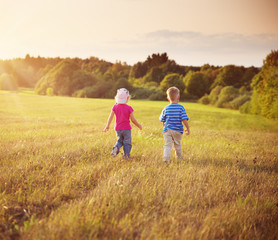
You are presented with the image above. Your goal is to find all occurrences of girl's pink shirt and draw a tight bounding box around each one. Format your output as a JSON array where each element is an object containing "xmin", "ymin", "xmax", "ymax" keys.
[{"xmin": 112, "ymin": 104, "xmax": 134, "ymax": 131}]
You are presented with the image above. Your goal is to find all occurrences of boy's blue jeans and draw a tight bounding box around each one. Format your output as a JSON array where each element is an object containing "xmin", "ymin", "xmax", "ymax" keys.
[{"xmin": 114, "ymin": 130, "xmax": 132, "ymax": 157}]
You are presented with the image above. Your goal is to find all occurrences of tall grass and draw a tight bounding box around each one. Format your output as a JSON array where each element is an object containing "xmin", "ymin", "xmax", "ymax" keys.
[{"xmin": 0, "ymin": 90, "xmax": 277, "ymax": 239}]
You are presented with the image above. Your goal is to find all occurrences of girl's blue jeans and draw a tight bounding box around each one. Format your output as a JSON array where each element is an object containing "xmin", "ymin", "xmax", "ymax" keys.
[{"xmin": 114, "ymin": 130, "xmax": 132, "ymax": 157}]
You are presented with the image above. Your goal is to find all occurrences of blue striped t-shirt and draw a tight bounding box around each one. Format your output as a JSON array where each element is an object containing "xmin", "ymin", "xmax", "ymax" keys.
[{"xmin": 159, "ymin": 103, "xmax": 189, "ymax": 134}]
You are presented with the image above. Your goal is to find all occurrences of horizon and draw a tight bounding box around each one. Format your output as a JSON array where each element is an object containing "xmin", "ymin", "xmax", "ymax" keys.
[{"xmin": 0, "ymin": 52, "xmax": 264, "ymax": 68}]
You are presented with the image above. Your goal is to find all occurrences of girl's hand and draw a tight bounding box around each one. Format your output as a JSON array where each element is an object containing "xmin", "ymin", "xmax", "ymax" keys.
[{"xmin": 103, "ymin": 126, "xmax": 109, "ymax": 132}]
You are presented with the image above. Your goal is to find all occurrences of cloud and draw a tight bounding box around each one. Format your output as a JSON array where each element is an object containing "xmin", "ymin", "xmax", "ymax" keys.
[
  {"xmin": 145, "ymin": 30, "xmax": 202, "ymax": 39},
  {"xmin": 3, "ymin": 27, "xmax": 276, "ymax": 67},
  {"xmin": 123, "ymin": 30, "xmax": 277, "ymax": 66},
  {"xmin": 83, "ymin": 30, "xmax": 277, "ymax": 66},
  {"xmin": 144, "ymin": 30, "xmax": 278, "ymax": 52}
]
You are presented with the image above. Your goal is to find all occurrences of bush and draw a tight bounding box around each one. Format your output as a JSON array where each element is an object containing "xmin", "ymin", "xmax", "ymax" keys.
[
  {"xmin": 239, "ymin": 101, "xmax": 251, "ymax": 114},
  {"xmin": 132, "ymin": 87, "xmax": 164, "ymax": 100},
  {"xmin": 72, "ymin": 89, "xmax": 87, "ymax": 98},
  {"xmin": 180, "ymin": 92, "xmax": 198, "ymax": 101},
  {"xmin": 149, "ymin": 88, "xmax": 164, "ymax": 100},
  {"xmin": 239, "ymin": 86, "xmax": 248, "ymax": 94},
  {"xmin": 72, "ymin": 86, "xmax": 95, "ymax": 98},
  {"xmin": 229, "ymin": 94, "xmax": 251, "ymax": 109},
  {"xmin": 72, "ymin": 82, "xmax": 112, "ymax": 98},
  {"xmin": 215, "ymin": 86, "xmax": 239, "ymax": 108},
  {"xmin": 46, "ymin": 88, "xmax": 54, "ymax": 96},
  {"xmin": 92, "ymin": 81, "xmax": 112, "ymax": 98},
  {"xmin": 208, "ymin": 86, "xmax": 223, "ymax": 105},
  {"xmin": 133, "ymin": 88, "xmax": 152, "ymax": 99},
  {"xmin": 198, "ymin": 94, "xmax": 210, "ymax": 105}
]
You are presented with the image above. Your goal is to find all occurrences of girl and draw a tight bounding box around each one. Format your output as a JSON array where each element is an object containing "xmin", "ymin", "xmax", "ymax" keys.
[{"xmin": 103, "ymin": 88, "xmax": 142, "ymax": 158}]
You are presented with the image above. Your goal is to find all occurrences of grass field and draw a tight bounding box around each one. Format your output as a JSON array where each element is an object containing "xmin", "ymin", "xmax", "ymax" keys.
[{"xmin": 0, "ymin": 90, "xmax": 278, "ymax": 240}]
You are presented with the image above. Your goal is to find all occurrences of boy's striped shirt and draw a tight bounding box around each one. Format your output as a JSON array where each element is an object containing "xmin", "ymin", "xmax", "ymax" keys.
[{"xmin": 159, "ymin": 103, "xmax": 189, "ymax": 134}]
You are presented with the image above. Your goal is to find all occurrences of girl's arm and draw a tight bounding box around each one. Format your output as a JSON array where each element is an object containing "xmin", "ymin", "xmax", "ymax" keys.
[
  {"xmin": 130, "ymin": 113, "xmax": 142, "ymax": 130},
  {"xmin": 103, "ymin": 110, "xmax": 115, "ymax": 132},
  {"xmin": 182, "ymin": 119, "xmax": 190, "ymax": 135}
]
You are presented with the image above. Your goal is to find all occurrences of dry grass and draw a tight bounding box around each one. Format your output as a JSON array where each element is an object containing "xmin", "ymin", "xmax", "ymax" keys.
[{"xmin": 0, "ymin": 91, "xmax": 278, "ymax": 239}]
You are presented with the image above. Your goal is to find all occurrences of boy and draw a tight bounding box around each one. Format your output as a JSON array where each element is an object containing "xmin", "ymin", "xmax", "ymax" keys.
[{"xmin": 159, "ymin": 87, "xmax": 190, "ymax": 162}]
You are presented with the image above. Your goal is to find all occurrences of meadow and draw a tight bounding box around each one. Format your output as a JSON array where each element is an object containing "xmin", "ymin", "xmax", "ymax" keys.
[{"xmin": 0, "ymin": 90, "xmax": 278, "ymax": 240}]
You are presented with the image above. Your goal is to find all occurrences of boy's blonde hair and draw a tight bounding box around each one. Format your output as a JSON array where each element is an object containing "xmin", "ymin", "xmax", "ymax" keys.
[{"xmin": 167, "ymin": 87, "xmax": 180, "ymax": 101}]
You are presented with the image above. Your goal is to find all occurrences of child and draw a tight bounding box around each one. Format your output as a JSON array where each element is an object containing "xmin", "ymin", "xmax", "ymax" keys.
[
  {"xmin": 103, "ymin": 88, "xmax": 142, "ymax": 158},
  {"xmin": 159, "ymin": 86, "xmax": 190, "ymax": 162}
]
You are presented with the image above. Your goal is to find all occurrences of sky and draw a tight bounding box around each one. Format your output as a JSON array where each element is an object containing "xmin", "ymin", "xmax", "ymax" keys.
[{"xmin": 1, "ymin": 0, "xmax": 277, "ymax": 67}]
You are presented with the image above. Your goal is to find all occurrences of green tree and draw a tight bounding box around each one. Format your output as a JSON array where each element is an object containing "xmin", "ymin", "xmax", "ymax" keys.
[
  {"xmin": 159, "ymin": 60, "xmax": 186, "ymax": 76},
  {"xmin": 212, "ymin": 65, "xmax": 245, "ymax": 89},
  {"xmin": 160, "ymin": 73, "xmax": 185, "ymax": 94},
  {"xmin": 240, "ymin": 67, "xmax": 258, "ymax": 89},
  {"xmin": 0, "ymin": 73, "xmax": 18, "ymax": 91},
  {"xmin": 113, "ymin": 78, "xmax": 133, "ymax": 93},
  {"xmin": 82, "ymin": 57, "xmax": 113, "ymax": 74},
  {"xmin": 200, "ymin": 64, "xmax": 220, "ymax": 87},
  {"xmin": 70, "ymin": 70, "xmax": 97, "ymax": 94},
  {"xmin": 35, "ymin": 60, "xmax": 81, "ymax": 96},
  {"xmin": 183, "ymin": 71, "xmax": 210, "ymax": 98},
  {"xmin": 250, "ymin": 50, "xmax": 278, "ymax": 119},
  {"xmin": 104, "ymin": 62, "xmax": 131, "ymax": 82},
  {"xmin": 143, "ymin": 67, "xmax": 164, "ymax": 83},
  {"xmin": 88, "ymin": 80, "xmax": 113, "ymax": 98},
  {"xmin": 145, "ymin": 53, "xmax": 168, "ymax": 69},
  {"xmin": 129, "ymin": 62, "xmax": 148, "ymax": 79}
]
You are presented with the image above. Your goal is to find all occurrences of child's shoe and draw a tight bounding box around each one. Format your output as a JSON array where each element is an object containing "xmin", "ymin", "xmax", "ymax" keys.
[
  {"xmin": 123, "ymin": 153, "xmax": 130, "ymax": 160},
  {"xmin": 111, "ymin": 147, "xmax": 118, "ymax": 157},
  {"xmin": 163, "ymin": 158, "xmax": 171, "ymax": 164}
]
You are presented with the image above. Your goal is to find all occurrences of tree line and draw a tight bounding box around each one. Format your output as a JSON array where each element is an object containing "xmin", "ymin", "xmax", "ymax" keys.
[{"xmin": 0, "ymin": 51, "xmax": 277, "ymax": 119}]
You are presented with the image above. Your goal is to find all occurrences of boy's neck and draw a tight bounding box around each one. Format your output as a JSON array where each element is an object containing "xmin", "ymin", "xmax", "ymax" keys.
[{"xmin": 170, "ymin": 100, "xmax": 179, "ymax": 103}]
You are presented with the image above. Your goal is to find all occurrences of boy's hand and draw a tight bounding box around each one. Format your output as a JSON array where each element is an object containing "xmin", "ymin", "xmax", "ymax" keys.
[{"xmin": 185, "ymin": 129, "xmax": 190, "ymax": 135}]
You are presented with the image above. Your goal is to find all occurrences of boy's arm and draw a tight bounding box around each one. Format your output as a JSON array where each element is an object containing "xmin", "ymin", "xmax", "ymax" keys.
[
  {"xmin": 159, "ymin": 109, "xmax": 166, "ymax": 126},
  {"xmin": 103, "ymin": 110, "xmax": 115, "ymax": 132},
  {"xmin": 182, "ymin": 119, "xmax": 190, "ymax": 135},
  {"xmin": 130, "ymin": 113, "xmax": 142, "ymax": 130}
]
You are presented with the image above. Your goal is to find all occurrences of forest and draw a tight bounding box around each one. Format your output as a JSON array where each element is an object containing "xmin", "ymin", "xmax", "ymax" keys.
[{"xmin": 0, "ymin": 51, "xmax": 277, "ymax": 119}]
